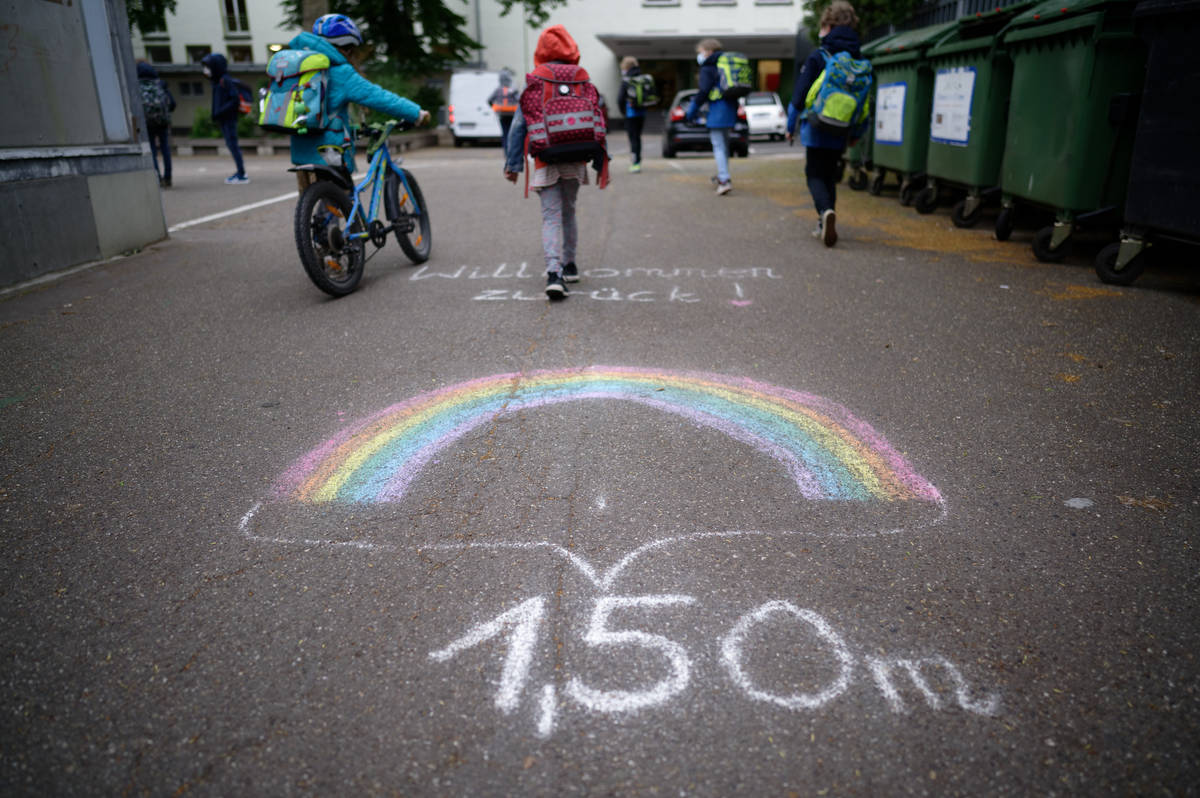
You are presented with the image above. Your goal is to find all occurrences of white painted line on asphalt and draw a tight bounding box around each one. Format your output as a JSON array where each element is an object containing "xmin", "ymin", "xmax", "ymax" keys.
[{"xmin": 167, "ymin": 192, "xmax": 295, "ymax": 232}]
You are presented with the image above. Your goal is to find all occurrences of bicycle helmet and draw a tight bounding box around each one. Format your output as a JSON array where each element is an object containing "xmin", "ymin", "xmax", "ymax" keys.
[{"xmin": 312, "ymin": 13, "xmax": 363, "ymax": 48}]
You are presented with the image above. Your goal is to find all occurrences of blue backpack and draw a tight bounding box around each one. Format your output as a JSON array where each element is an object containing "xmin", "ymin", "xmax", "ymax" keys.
[
  {"xmin": 805, "ymin": 50, "xmax": 873, "ymax": 136},
  {"xmin": 259, "ymin": 49, "xmax": 332, "ymax": 135}
]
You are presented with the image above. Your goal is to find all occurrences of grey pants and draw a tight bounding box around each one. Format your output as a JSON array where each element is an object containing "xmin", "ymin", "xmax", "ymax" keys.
[{"xmin": 537, "ymin": 179, "xmax": 580, "ymax": 275}]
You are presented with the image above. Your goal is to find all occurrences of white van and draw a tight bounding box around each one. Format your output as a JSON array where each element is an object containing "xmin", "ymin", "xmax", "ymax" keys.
[{"xmin": 448, "ymin": 69, "xmax": 507, "ymax": 145}]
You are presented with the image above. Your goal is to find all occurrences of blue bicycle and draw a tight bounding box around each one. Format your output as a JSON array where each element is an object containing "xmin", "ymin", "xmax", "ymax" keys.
[{"xmin": 291, "ymin": 120, "xmax": 431, "ymax": 296}]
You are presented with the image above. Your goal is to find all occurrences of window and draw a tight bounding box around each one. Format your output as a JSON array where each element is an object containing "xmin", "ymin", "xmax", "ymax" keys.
[
  {"xmin": 642, "ymin": 0, "xmax": 681, "ymax": 5},
  {"xmin": 222, "ymin": 0, "xmax": 250, "ymax": 34},
  {"xmin": 755, "ymin": 0, "xmax": 794, "ymax": 4},
  {"xmin": 146, "ymin": 45, "xmax": 172, "ymax": 63},
  {"xmin": 228, "ymin": 45, "xmax": 253, "ymax": 63},
  {"xmin": 186, "ymin": 45, "xmax": 212, "ymax": 63},
  {"xmin": 699, "ymin": 0, "xmax": 737, "ymax": 4}
]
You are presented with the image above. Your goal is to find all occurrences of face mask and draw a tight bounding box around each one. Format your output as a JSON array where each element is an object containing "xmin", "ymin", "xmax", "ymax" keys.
[
  {"xmin": 696, "ymin": 52, "xmax": 707, "ymax": 65},
  {"xmin": 202, "ymin": 66, "xmax": 211, "ymax": 78}
]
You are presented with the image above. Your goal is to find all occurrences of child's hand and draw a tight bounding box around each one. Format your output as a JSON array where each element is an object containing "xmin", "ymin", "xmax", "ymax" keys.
[
  {"xmin": 416, "ymin": 109, "xmax": 431, "ymax": 126},
  {"xmin": 504, "ymin": 170, "xmax": 518, "ymax": 183}
]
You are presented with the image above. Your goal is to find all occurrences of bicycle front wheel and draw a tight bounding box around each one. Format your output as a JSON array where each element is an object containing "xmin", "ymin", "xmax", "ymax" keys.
[
  {"xmin": 295, "ymin": 180, "xmax": 365, "ymax": 296},
  {"xmin": 385, "ymin": 168, "xmax": 432, "ymax": 264}
]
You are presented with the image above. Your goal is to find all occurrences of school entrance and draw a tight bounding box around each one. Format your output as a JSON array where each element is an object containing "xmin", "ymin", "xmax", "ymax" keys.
[{"xmin": 596, "ymin": 30, "xmax": 810, "ymax": 132}]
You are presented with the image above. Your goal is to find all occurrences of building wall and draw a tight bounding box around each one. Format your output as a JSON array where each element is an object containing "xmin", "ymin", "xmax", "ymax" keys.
[
  {"xmin": 464, "ymin": 0, "xmax": 805, "ymax": 111},
  {"xmin": 130, "ymin": 0, "xmax": 296, "ymax": 66},
  {"xmin": 129, "ymin": 0, "xmax": 300, "ymax": 134},
  {"xmin": 0, "ymin": 0, "xmax": 166, "ymax": 289}
]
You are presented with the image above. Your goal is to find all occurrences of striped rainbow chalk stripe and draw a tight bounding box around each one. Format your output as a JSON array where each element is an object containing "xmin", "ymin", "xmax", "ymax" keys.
[{"xmin": 274, "ymin": 367, "xmax": 941, "ymax": 505}]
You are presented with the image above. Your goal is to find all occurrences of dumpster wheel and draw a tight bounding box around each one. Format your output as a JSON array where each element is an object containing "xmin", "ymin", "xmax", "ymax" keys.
[
  {"xmin": 915, "ymin": 186, "xmax": 939, "ymax": 215},
  {"xmin": 1032, "ymin": 226, "xmax": 1072, "ymax": 263},
  {"xmin": 994, "ymin": 208, "xmax": 1015, "ymax": 241},
  {"xmin": 1094, "ymin": 242, "xmax": 1146, "ymax": 286},
  {"xmin": 848, "ymin": 169, "xmax": 869, "ymax": 191},
  {"xmin": 868, "ymin": 171, "xmax": 886, "ymax": 196},
  {"xmin": 952, "ymin": 199, "xmax": 983, "ymax": 228}
]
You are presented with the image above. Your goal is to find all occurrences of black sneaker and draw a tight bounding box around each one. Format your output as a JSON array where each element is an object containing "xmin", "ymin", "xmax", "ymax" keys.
[
  {"xmin": 562, "ymin": 262, "xmax": 580, "ymax": 283},
  {"xmin": 545, "ymin": 272, "xmax": 568, "ymax": 300}
]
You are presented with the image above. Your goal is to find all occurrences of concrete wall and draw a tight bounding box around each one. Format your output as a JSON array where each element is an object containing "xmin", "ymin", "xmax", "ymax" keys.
[{"xmin": 0, "ymin": 0, "xmax": 166, "ymax": 289}]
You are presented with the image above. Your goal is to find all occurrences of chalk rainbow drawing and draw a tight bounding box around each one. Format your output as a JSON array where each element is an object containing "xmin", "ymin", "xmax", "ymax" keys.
[{"xmin": 272, "ymin": 366, "xmax": 941, "ymax": 507}]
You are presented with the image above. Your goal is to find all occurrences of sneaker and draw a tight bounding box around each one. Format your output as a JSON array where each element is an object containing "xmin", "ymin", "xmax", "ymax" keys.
[
  {"xmin": 562, "ymin": 262, "xmax": 580, "ymax": 283},
  {"xmin": 821, "ymin": 209, "xmax": 837, "ymax": 247},
  {"xmin": 716, "ymin": 180, "xmax": 732, "ymax": 196},
  {"xmin": 159, "ymin": 176, "xmax": 172, "ymax": 188},
  {"xmin": 812, "ymin": 223, "xmax": 824, "ymax": 239},
  {"xmin": 545, "ymin": 272, "xmax": 568, "ymax": 300},
  {"xmin": 225, "ymin": 174, "xmax": 250, "ymax": 185},
  {"xmin": 629, "ymin": 163, "xmax": 642, "ymax": 173}
]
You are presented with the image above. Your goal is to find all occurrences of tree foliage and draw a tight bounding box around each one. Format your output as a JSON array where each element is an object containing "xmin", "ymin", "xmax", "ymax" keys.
[
  {"xmin": 801, "ymin": 0, "xmax": 929, "ymax": 42},
  {"xmin": 280, "ymin": 0, "xmax": 569, "ymax": 75},
  {"xmin": 126, "ymin": 0, "xmax": 178, "ymax": 34}
]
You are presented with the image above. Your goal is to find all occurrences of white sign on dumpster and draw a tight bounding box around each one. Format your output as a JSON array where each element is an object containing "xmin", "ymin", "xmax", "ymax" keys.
[
  {"xmin": 930, "ymin": 67, "xmax": 977, "ymax": 145},
  {"xmin": 875, "ymin": 82, "xmax": 907, "ymax": 145}
]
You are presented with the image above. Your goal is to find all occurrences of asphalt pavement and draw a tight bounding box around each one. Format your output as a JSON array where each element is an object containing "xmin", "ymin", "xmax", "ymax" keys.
[{"xmin": 1, "ymin": 134, "xmax": 1198, "ymax": 796}]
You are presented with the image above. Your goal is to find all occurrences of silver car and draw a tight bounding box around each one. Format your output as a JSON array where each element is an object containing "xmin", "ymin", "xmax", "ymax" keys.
[{"xmin": 744, "ymin": 91, "xmax": 788, "ymax": 141}]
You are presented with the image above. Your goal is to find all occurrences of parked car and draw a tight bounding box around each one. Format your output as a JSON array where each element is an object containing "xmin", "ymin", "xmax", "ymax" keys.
[
  {"xmin": 744, "ymin": 91, "xmax": 787, "ymax": 140},
  {"xmin": 661, "ymin": 89, "xmax": 750, "ymax": 159}
]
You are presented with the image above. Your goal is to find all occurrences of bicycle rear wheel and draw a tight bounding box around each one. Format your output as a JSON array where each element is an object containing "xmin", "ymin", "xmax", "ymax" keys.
[
  {"xmin": 385, "ymin": 168, "xmax": 432, "ymax": 264},
  {"xmin": 295, "ymin": 180, "xmax": 365, "ymax": 296}
]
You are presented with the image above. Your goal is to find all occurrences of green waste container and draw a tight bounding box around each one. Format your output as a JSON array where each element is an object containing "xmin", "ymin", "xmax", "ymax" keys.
[
  {"xmin": 917, "ymin": 3, "xmax": 1034, "ymax": 224},
  {"xmin": 843, "ymin": 32, "xmax": 898, "ymax": 191},
  {"xmin": 996, "ymin": 0, "xmax": 1147, "ymax": 260},
  {"xmin": 866, "ymin": 21, "xmax": 958, "ymax": 204}
]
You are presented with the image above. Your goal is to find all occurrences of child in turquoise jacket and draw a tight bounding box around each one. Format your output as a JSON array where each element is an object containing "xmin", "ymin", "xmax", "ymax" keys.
[{"xmin": 287, "ymin": 15, "xmax": 429, "ymax": 177}]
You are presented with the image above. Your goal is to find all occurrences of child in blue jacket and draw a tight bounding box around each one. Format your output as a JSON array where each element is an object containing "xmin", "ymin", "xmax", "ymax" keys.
[
  {"xmin": 686, "ymin": 38, "xmax": 739, "ymax": 196},
  {"xmin": 287, "ymin": 15, "xmax": 429, "ymax": 187},
  {"xmin": 200, "ymin": 53, "xmax": 249, "ymax": 184},
  {"xmin": 787, "ymin": 1, "xmax": 869, "ymax": 246}
]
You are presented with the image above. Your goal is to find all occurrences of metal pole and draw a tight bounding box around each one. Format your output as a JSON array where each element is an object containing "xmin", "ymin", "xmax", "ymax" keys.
[{"xmin": 475, "ymin": 0, "xmax": 484, "ymax": 67}]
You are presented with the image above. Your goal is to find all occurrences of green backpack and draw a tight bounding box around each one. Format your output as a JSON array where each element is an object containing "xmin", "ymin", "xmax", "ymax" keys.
[
  {"xmin": 626, "ymin": 73, "xmax": 659, "ymax": 108},
  {"xmin": 710, "ymin": 52, "xmax": 753, "ymax": 101}
]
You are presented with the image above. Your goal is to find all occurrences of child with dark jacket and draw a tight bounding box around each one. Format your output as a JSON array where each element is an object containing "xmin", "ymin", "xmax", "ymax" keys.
[
  {"xmin": 617, "ymin": 57, "xmax": 647, "ymax": 173},
  {"xmin": 787, "ymin": 1, "xmax": 869, "ymax": 246},
  {"xmin": 200, "ymin": 53, "xmax": 249, "ymax": 184},
  {"xmin": 137, "ymin": 61, "xmax": 176, "ymax": 187},
  {"xmin": 687, "ymin": 38, "xmax": 739, "ymax": 196}
]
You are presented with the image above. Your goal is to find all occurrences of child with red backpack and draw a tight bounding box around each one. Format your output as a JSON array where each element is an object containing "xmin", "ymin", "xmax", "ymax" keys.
[{"xmin": 504, "ymin": 25, "xmax": 610, "ymax": 300}]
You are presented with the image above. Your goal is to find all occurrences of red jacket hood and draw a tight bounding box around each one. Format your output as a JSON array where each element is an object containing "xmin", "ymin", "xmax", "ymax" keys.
[{"xmin": 534, "ymin": 25, "xmax": 580, "ymax": 66}]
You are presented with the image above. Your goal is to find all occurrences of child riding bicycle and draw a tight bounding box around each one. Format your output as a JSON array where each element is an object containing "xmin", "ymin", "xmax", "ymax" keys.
[{"xmin": 285, "ymin": 14, "xmax": 430, "ymax": 191}]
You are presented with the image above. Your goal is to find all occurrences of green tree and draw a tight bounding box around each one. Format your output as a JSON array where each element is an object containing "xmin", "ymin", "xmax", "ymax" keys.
[
  {"xmin": 279, "ymin": 0, "xmax": 568, "ymax": 75},
  {"xmin": 801, "ymin": 0, "xmax": 928, "ymax": 42},
  {"xmin": 126, "ymin": 0, "xmax": 178, "ymax": 34}
]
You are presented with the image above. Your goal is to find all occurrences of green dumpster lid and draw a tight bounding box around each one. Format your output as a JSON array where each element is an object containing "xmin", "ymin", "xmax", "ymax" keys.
[
  {"xmin": 861, "ymin": 31, "xmax": 901, "ymax": 57},
  {"xmin": 1006, "ymin": 0, "xmax": 1135, "ymax": 28},
  {"xmin": 926, "ymin": 0, "xmax": 1037, "ymax": 55},
  {"xmin": 868, "ymin": 20, "xmax": 959, "ymax": 58}
]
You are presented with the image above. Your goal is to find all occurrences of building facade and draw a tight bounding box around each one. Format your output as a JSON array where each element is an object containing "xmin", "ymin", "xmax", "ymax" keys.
[
  {"xmin": 127, "ymin": 0, "xmax": 811, "ymax": 132},
  {"xmin": 129, "ymin": 0, "xmax": 297, "ymax": 132},
  {"xmin": 463, "ymin": 0, "xmax": 810, "ymax": 115}
]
